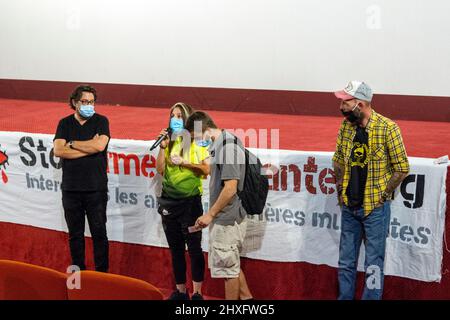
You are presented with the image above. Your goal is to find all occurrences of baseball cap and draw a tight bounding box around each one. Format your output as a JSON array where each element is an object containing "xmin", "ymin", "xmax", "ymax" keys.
[{"xmin": 334, "ymin": 81, "xmax": 373, "ymax": 102}]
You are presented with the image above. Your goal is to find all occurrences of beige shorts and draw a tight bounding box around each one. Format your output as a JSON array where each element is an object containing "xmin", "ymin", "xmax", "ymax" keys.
[{"xmin": 208, "ymin": 219, "xmax": 247, "ymax": 279}]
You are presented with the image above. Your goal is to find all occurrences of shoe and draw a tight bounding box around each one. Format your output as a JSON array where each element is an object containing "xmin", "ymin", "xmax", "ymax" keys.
[
  {"xmin": 191, "ymin": 292, "xmax": 204, "ymax": 300},
  {"xmin": 168, "ymin": 290, "xmax": 190, "ymax": 300}
]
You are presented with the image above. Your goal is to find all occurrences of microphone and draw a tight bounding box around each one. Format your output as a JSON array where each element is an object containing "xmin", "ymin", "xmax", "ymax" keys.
[{"xmin": 150, "ymin": 128, "xmax": 172, "ymax": 151}]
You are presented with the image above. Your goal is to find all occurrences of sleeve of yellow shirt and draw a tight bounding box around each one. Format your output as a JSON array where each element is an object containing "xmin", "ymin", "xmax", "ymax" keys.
[
  {"xmin": 332, "ymin": 122, "xmax": 345, "ymax": 165},
  {"xmin": 195, "ymin": 144, "xmax": 210, "ymax": 163},
  {"xmin": 387, "ymin": 123, "xmax": 410, "ymax": 173}
]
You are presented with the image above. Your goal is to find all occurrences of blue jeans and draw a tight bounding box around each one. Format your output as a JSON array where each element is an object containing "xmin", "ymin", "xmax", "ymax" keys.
[{"xmin": 337, "ymin": 202, "xmax": 391, "ymax": 300}]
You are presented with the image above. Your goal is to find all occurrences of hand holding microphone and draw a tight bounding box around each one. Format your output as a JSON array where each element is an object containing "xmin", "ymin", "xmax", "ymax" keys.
[{"xmin": 150, "ymin": 128, "xmax": 172, "ymax": 151}]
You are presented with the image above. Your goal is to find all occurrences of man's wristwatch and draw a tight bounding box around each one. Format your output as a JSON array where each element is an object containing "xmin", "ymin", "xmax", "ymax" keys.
[{"xmin": 68, "ymin": 141, "xmax": 74, "ymax": 149}]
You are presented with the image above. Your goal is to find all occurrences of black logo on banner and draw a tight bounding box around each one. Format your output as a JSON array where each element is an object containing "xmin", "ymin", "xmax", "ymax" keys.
[
  {"xmin": 19, "ymin": 136, "xmax": 61, "ymax": 169},
  {"xmin": 400, "ymin": 174, "xmax": 425, "ymax": 209}
]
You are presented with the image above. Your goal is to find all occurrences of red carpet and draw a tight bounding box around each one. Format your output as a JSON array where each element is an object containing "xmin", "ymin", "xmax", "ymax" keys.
[
  {"xmin": 1, "ymin": 98, "xmax": 450, "ymax": 299},
  {"xmin": 1, "ymin": 98, "xmax": 450, "ymax": 157}
]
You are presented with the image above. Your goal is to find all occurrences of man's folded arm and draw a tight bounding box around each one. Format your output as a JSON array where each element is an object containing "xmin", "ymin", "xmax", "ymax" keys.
[{"xmin": 53, "ymin": 139, "xmax": 90, "ymax": 159}]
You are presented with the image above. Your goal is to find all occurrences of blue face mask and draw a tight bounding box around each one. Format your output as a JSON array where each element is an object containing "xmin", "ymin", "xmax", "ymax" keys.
[
  {"xmin": 79, "ymin": 105, "xmax": 95, "ymax": 118},
  {"xmin": 170, "ymin": 117, "xmax": 184, "ymax": 133},
  {"xmin": 196, "ymin": 138, "xmax": 211, "ymax": 148}
]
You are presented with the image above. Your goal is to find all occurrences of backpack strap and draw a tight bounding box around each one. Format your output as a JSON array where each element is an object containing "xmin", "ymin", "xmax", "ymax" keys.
[{"xmin": 216, "ymin": 135, "xmax": 239, "ymax": 171}]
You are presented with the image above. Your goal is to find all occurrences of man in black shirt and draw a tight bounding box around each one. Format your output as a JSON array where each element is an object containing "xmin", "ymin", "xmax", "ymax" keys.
[{"xmin": 53, "ymin": 84, "xmax": 110, "ymax": 272}]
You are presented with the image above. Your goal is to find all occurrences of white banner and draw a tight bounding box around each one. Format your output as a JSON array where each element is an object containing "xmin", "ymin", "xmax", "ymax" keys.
[{"xmin": 0, "ymin": 131, "xmax": 447, "ymax": 282}]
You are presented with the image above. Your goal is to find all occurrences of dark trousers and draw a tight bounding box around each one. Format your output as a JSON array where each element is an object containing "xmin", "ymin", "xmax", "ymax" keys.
[
  {"xmin": 161, "ymin": 195, "xmax": 205, "ymax": 284},
  {"xmin": 62, "ymin": 191, "xmax": 109, "ymax": 272}
]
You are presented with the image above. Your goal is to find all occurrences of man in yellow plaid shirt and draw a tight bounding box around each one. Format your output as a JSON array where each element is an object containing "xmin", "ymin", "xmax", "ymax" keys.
[{"xmin": 332, "ymin": 81, "xmax": 410, "ymax": 300}]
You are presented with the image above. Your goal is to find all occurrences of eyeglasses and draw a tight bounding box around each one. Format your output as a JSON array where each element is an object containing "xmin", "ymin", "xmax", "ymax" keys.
[{"xmin": 79, "ymin": 99, "xmax": 95, "ymax": 105}]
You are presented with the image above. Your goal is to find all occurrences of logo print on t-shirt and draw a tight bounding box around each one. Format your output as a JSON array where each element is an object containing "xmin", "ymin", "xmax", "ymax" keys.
[{"xmin": 350, "ymin": 142, "xmax": 369, "ymax": 168}]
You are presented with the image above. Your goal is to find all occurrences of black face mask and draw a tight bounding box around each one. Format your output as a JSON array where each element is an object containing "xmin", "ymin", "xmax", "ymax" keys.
[{"xmin": 341, "ymin": 104, "xmax": 361, "ymax": 123}]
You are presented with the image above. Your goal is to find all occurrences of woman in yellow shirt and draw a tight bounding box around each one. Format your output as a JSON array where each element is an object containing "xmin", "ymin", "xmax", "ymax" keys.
[{"xmin": 155, "ymin": 102, "xmax": 210, "ymax": 300}]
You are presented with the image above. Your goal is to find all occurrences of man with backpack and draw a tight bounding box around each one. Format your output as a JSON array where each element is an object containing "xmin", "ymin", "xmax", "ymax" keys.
[{"xmin": 185, "ymin": 111, "xmax": 262, "ymax": 300}]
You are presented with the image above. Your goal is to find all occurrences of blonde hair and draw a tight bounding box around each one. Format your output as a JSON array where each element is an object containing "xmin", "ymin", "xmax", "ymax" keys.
[
  {"xmin": 168, "ymin": 102, "xmax": 194, "ymax": 156},
  {"xmin": 169, "ymin": 102, "xmax": 193, "ymax": 127}
]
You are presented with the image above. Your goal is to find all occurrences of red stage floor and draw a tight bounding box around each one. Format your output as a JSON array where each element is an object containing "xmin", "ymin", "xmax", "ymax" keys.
[
  {"xmin": 1, "ymin": 98, "xmax": 450, "ymax": 300},
  {"xmin": 1, "ymin": 98, "xmax": 450, "ymax": 158}
]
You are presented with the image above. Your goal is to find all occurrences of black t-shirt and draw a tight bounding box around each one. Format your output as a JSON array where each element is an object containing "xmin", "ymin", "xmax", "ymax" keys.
[
  {"xmin": 346, "ymin": 126, "xmax": 369, "ymax": 209},
  {"xmin": 54, "ymin": 113, "xmax": 110, "ymax": 192}
]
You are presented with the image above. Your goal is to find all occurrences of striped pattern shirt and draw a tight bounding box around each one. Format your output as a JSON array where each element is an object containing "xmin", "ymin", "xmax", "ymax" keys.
[{"xmin": 332, "ymin": 110, "xmax": 410, "ymax": 216}]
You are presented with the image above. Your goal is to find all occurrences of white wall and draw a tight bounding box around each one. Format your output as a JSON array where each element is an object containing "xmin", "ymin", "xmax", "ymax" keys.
[{"xmin": 1, "ymin": 0, "xmax": 450, "ymax": 97}]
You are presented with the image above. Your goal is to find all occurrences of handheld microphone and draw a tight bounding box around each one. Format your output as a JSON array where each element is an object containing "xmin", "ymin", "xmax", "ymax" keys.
[{"xmin": 150, "ymin": 128, "xmax": 172, "ymax": 151}]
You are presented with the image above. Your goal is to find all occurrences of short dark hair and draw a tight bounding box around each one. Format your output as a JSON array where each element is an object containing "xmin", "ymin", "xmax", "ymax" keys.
[
  {"xmin": 69, "ymin": 84, "xmax": 97, "ymax": 110},
  {"xmin": 185, "ymin": 111, "xmax": 218, "ymax": 133}
]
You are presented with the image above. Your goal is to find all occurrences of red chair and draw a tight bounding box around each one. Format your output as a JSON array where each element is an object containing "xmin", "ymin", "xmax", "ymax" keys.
[
  {"xmin": 67, "ymin": 270, "xmax": 163, "ymax": 300},
  {"xmin": 0, "ymin": 260, "xmax": 68, "ymax": 300}
]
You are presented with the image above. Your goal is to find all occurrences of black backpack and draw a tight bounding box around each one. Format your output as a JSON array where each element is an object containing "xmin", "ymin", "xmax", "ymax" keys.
[{"xmin": 218, "ymin": 136, "xmax": 269, "ymax": 215}]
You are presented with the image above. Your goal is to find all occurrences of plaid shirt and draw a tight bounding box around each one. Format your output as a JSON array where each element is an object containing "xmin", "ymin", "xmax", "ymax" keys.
[{"xmin": 332, "ymin": 110, "xmax": 410, "ymax": 216}]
